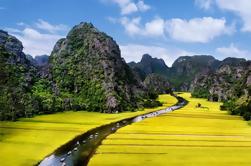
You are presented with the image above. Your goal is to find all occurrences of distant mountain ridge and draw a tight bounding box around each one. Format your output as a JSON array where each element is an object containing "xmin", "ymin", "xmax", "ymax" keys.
[
  {"xmin": 128, "ymin": 54, "xmax": 169, "ymax": 80},
  {"xmin": 34, "ymin": 55, "xmax": 49, "ymax": 66},
  {"xmin": 128, "ymin": 54, "xmax": 249, "ymax": 91},
  {"xmin": 128, "ymin": 52, "xmax": 251, "ymax": 120},
  {"xmin": 128, "ymin": 54, "xmax": 219, "ymax": 90},
  {"xmin": 169, "ymin": 55, "xmax": 220, "ymax": 90}
]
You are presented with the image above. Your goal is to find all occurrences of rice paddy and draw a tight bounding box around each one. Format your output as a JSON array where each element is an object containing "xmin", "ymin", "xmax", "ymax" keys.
[
  {"xmin": 0, "ymin": 94, "xmax": 176, "ymax": 166},
  {"xmin": 88, "ymin": 93, "xmax": 251, "ymax": 166}
]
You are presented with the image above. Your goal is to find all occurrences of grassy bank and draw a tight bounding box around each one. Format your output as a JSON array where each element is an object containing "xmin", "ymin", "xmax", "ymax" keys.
[
  {"xmin": 89, "ymin": 93, "xmax": 251, "ymax": 166},
  {"xmin": 0, "ymin": 94, "xmax": 177, "ymax": 166}
]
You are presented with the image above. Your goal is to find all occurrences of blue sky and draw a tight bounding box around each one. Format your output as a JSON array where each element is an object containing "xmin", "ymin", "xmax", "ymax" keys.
[{"xmin": 0, "ymin": 0, "xmax": 250, "ymax": 66}]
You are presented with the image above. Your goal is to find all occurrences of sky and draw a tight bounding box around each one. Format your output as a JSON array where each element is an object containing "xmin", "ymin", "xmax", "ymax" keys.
[{"xmin": 0, "ymin": 0, "xmax": 251, "ymax": 66}]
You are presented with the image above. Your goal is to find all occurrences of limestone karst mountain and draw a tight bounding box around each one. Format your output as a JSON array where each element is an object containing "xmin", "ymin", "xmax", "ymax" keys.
[
  {"xmin": 128, "ymin": 54, "xmax": 220, "ymax": 91},
  {"xmin": 191, "ymin": 58, "xmax": 251, "ymax": 120},
  {"xmin": 0, "ymin": 30, "xmax": 37, "ymax": 120},
  {"xmin": 49, "ymin": 22, "xmax": 146, "ymax": 113}
]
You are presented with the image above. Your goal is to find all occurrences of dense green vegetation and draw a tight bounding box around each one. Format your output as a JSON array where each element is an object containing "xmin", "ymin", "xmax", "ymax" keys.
[
  {"xmin": 220, "ymin": 96, "xmax": 251, "ymax": 121},
  {"xmin": 144, "ymin": 73, "xmax": 171, "ymax": 94},
  {"xmin": 192, "ymin": 88, "xmax": 251, "ymax": 121},
  {"xmin": 48, "ymin": 23, "xmax": 160, "ymax": 113},
  {"xmin": 0, "ymin": 45, "xmax": 37, "ymax": 121},
  {"xmin": 191, "ymin": 87, "xmax": 210, "ymax": 99}
]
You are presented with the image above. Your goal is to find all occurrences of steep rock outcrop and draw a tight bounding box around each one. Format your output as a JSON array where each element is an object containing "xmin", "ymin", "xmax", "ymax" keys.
[
  {"xmin": 128, "ymin": 54, "xmax": 221, "ymax": 91},
  {"xmin": 128, "ymin": 54, "xmax": 170, "ymax": 80},
  {"xmin": 50, "ymin": 23, "xmax": 145, "ymax": 113},
  {"xmin": 191, "ymin": 58, "xmax": 251, "ymax": 120},
  {"xmin": 143, "ymin": 74, "xmax": 171, "ymax": 94},
  {"xmin": 191, "ymin": 58, "xmax": 251, "ymax": 101},
  {"xmin": 34, "ymin": 55, "xmax": 49, "ymax": 66},
  {"xmin": 0, "ymin": 30, "xmax": 37, "ymax": 120},
  {"xmin": 169, "ymin": 55, "xmax": 220, "ymax": 91}
]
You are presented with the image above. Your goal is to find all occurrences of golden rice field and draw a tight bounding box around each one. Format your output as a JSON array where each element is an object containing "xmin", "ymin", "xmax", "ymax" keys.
[
  {"xmin": 0, "ymin": 94, "xmax": 176, "ymax": 166},
  {"xmin": 89, "ymin": 93, "xmax": 251, "ymax": 166}
]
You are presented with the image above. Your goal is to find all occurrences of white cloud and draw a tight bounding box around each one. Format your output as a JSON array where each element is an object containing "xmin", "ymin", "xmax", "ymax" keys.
[
  {"xmin": 14, "ymin": 28, "xmax": 64, "ymax": 56},
  {"xmin": 215, "ymin": 0, "xmax": 251, "ymax": 32},
  {"xmin": 145, "ymin": 18, "xmax": 165, "ymax": 37},
  {"xmin": 35, "ymin": 19, "xmax": 69, "ymax": 33},
  {"xmin": 137, "ymin": 0, "xmax": 151, "ymax": 12},
  {"xmin": 120, "ymin": 17, "xmax": 165, "ymax": 37},
  {"xmin": 195, "ymin": 0, "xmax": 251, "ymax": 32},
  {"xmin": 107, "ymin": 0, "xmax": 150, "ymax": 15},
  {"xmin": 216, "ymin": 43, "xmax": 250, "ymax": 59},
  {"xmin": 4, "ymin": 28, "xmax": 22, "ymax": 34},
  {"xmin": 165, "ymin": 17, "xmax": 234, "ymax": 43},
  {"xmin": 6, "ymin": 19, "xmax": 67, "ymax": 56},
  {"xmin": 106, "ymin": 16, "xmax": 118, "ymax": 24},
  {"xmin": 121, "ymin": 2, "xmax": 138, "ymax": 15},
  {"xmin": 195, "ymin": 0, "xmax": 214, "ymax": 10},
  {"xmin": 17, "ymin": 22, "xmax": 27, "ymax": 26},
  {"xmin": 118, "ymin": 16, "xmax": 233, "ymax": 42},
  {"xmin": 120, "ymin": 17, "xmax": 141, "ymax": 35},
  {"xmin": 110, "ymin": 0, "xmax": 130, "ymax": 6},
  {"xmin": 120, "ymin": 44, "xmax": 194, "ymax": 66}
]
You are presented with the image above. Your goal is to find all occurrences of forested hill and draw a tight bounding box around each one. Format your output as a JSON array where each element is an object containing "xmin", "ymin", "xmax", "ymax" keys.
[
  {"xmin": 0, "ymin": 30, "xmax": 37, "ymax": 121},
  {"xmin": 0, "ymin": 23, "xmax": 165, "ymax": 121}
]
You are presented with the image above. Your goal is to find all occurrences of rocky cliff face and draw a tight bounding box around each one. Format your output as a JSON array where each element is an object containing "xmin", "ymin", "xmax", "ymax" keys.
[
  {"xmin": 128, "ymin": 54, "xmax": 220, "ymax": 91},
  {"xmin": 191, "ymin": 58, "xmax": 251, "ymax": 120},
  {"xmin": 34, "ymin": 55, "xmax": 49, "ymax": 66},
  {"xmin": 50, "ymin": 23, "xmax": 145, "ymax": 113},
  {"xmin": 0, "ymin": 30, "xmax": 37, "ymax": 120},
  {"xmin": 128, "ymin": 54, "xmax": 170, "ymax": 80},
  {"xmin": 169, "ymin": 55, "xmax": 220, "ymax": 91},
  {"xmin": 191, "ymin": 58, "xmax": 251, "ymax": 102},
  {"xmin": 143, "ymin": 73, "xmax": 171, "ymax": 94}
]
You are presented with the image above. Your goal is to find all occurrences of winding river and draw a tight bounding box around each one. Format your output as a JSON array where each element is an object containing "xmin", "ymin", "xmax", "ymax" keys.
[{"xmin": 38, "ymin": 95, "xmax": 187, "ymax": 166}]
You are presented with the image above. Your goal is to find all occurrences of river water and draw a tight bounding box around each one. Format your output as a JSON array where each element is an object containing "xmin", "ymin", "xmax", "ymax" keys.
[{"xmin": 38, "ymin": 96, "xmax": 187, "ymax": 166}]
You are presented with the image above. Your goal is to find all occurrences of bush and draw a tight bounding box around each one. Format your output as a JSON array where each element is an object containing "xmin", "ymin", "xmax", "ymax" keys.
[
  {"xmin": 191, "ymin": 88, "xmax": 210, "ymax": 99},
  {"xmin": 243, "ymin": 112, "xmax": 251, "ymax": 121},
  {"xmin": 221, "ymin": 100, "xmax": 236, "ymax": 112},
  {"xmin": 196, "ymin": 103, "xmax": 201, "ymax": 108},
  {"xmin": 143, "ymin": 99, "xmax": 162, "ymax": 108},
  {"xmin": 220, "ymin": 105, "xmax": 227, "ymax": 111},
  {"xmin": 148, "ymin": 90, "xmax": 158, "ymax": 100}
]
